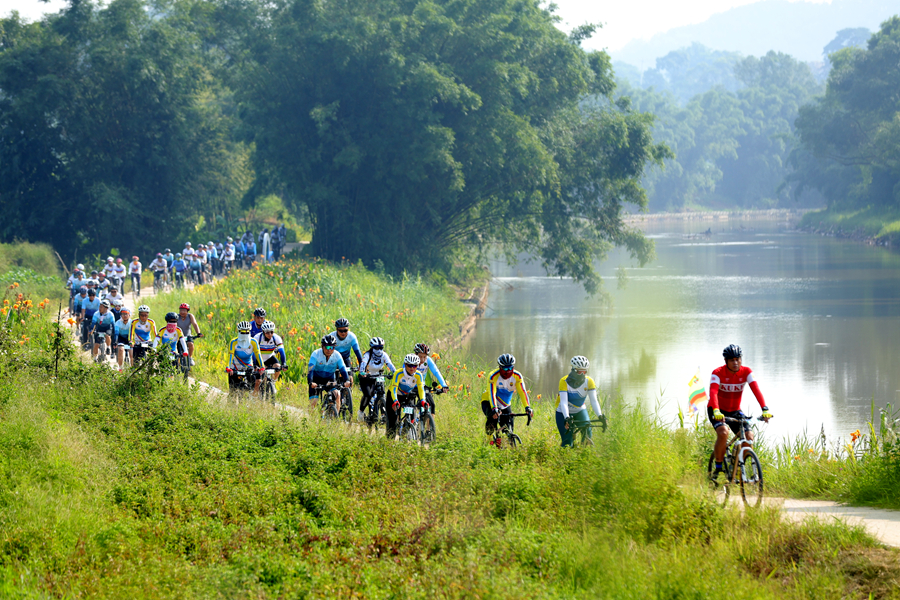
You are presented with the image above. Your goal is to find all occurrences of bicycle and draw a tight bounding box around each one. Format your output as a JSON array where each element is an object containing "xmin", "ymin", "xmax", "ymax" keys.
[
  {"xmin": 707, "ymin": 415, "xmax": 766, "ymax": 507},
  {"xmin": 166, "ymin": 352, "xmax": 191, "ymax": 382},
  {"xmin": 490, "ymin": 411, "xmax": 532, "ymax": 449},
  {"xmin": 418, "ymin": 386, "xmax": 445, "ymax": 445},
  {"xmin": 258, "ymin": 366, "xmax": 280, "ymax": 403},
  {"xmin": 395, "ymin": 393, "xmax": 421, "ymax": 443},
  {"xmin": 567, "ymin": 414, "xmax": 608, "ymax": 447},
  {"xmin": 152, "ymin": 270, "xmax": 167, "ymax": 294},
  {"xmin": 359, "ymin": 372, "xmax": 390, "ymax": 430},
  {"xmin": 316, "ymin": 380, "xmax": 344, "ymax": 421},
  {"xmin": 226, "ymin": 366, "xmax": 257, "ymax": 394},
  {"xmin": 92, "ymin": 331, "xmax": 110, "ymax": 364}
]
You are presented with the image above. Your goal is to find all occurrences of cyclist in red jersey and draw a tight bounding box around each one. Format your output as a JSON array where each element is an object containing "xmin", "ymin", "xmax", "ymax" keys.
[{"xmin": 708, "ymin": 344, "xmax": 773, "ymax": 479}]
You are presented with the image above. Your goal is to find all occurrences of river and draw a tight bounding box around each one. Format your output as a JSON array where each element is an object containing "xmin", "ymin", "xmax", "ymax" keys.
[{"xmin": 466, "ymin": 218, "xmax": 900, "ymax": 442}]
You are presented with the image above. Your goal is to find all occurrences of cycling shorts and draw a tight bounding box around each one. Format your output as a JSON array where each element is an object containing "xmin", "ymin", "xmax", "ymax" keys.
[
  {"xmin": 708, "ymin": 408, "xmax": 751, "ymax": 435},
  {"xmin": 263, "ymin": 356, "xmax": 281, "ymax": 369}
]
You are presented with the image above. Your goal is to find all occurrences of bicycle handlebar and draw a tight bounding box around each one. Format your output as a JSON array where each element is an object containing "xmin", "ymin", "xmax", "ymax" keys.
[
  {"xmin": 507, "ymin": 412, "xmax": 532, "ymax": 426},
  {"xmin": 722, "ymin": 415, "xmax": 770, "ymax": 423}
]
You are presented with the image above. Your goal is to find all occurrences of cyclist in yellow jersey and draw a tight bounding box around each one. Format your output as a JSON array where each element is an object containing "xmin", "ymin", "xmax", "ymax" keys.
[
  {"xmin": 387, "ymin": 354, "xmax": 426, "ymax": 439},
  {"xmin": 481, "ymin": 353, "xmax": 532, "ymax": 446},
  {"xmin": 556, "ymin": 355, "xmax": 605, "ymax": 447},
  {"xmin": 129, "ymin": 305, "xmax": 157, "ymax": 361}
]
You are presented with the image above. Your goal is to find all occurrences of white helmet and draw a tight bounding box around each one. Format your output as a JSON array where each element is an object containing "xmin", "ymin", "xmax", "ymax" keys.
[
  {"xmin": 261, "ymin": 320, "xmax": 276, "ymax": 333},
  {"xmin": 571, "ymin": 355, "xmax": 590, "ymax": 370},
  {"xmin": 404, "ymin": 353, "xmax": 420, "ymax": 366},
  {"xmin": 100, "ymin": 299, "xmax": 111, "ymax": 307},
  {"xmin": 107, "ymin": 256, "xmax": 114, "ymax": 262},
  {"xmin": 137, "ymin": 305, "xmax": 150, "ymax": 313},
  {"xmin": 76, "ymin": 263, "xmax": 85, "ymax": 271},
  {"xmin": 185, "ymin": 242, "xmax": 192, "ymax": 247}
]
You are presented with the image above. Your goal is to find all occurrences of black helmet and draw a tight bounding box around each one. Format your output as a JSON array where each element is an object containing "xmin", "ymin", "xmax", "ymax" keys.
[
  {"xmin": 723, "ymin": 344, "xmax": 742, "ymax": 360},
  {"xmin": 253, "ymin": 307, "xmax": 266, "ymax": 318},
  {"xmin": 414, "ymin": 342, "xmax": 430, "ymax": 355},
  {"xmin": 497, "ymin": 353, "xmax": 515, "ymax": 368},
  {"xmin": 165, "ymin": 312, "xmax": 178, "ymax": 323},
  {"xmin": 321, "ymin": 334, "xmax": 337, "ymax": 347},
  {"xmin": 334, "ymin": 317, "xmax": 350, "ymax": 329}
]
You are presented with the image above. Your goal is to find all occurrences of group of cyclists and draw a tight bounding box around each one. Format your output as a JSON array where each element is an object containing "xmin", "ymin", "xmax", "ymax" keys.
[{"xmin": 65, "ymin": 250, "xmax": 773, "ymax": 451}]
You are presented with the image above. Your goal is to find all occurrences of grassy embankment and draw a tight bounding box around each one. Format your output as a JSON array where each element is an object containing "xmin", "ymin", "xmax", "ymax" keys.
[
  {"xmin": 3, "ymin": 257, "xmax": 900, "ymax": 598},
  {"xmin": 0, "ymin": 242, "xmax": 66, "ymax": 305},
  {"xmin": 800, "ymin": 206, "xmax": 900, "ymax": 245}
]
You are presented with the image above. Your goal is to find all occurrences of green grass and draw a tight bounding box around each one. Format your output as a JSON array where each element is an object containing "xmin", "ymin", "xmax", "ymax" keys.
[
  {"xmin": 800, "ymin": 206, "xmax": 900, "ymax": 243},
  {"xmin": 0, "ymin": 242, "xmax": 66, "ymax": 304},
  {"xmin": 2, "ymin": 311, "xmax": 900, "ymax": 598}
]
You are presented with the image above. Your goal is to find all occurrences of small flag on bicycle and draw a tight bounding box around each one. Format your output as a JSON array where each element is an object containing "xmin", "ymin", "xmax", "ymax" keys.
[{"xmin": 687, "ymin": 368, "xmax": 707, "ymax": 415}]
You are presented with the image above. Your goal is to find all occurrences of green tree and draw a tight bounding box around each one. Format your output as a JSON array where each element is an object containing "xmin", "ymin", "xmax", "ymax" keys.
[
  {"xmin": 791, "ymin": 17, "xmax": 900, "ymax": 209},
  {"xmin": 238, "ymin": 0, "xmax": 667, "ymax": 292},
  {"xmin": 0, "ymin": 0, "xmax": 252, "ymax": 259}
]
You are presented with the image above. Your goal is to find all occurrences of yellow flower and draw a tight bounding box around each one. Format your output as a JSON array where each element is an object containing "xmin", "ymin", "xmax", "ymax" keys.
[
  {"xmin": 432, "ymin": 352, "xmax": 440, "ymax": 360},
  {"xmin": 536, "ymin": 394, "xmax": 542, "ymax": 401},
  {"xmin": 272, "ymin": 302, "xmax": 281, "ymax": 310},
  {"xmin": 207, "ymin": 313, "xmax": 214, "ymax": 320}
]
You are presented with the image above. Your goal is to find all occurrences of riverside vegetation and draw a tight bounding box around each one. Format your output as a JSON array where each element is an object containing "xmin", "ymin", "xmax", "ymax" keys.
[{"xmin": 3, "ymin": 258, "xmax": 900, "ymax": 597}]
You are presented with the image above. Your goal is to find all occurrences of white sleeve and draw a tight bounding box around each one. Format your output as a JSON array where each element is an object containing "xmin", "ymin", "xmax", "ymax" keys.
[
  {"xmin": 588, "ymin": 389, "xmax": 602, "ymax": 417},
  {"xmin": 558, "ymin": 390, "xmax": 570, "ymax": 419}
]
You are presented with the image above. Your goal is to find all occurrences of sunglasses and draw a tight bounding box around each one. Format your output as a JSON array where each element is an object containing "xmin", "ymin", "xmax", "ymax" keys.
[
  {"xmin": 500, "ymin": 367, "xmax": 513, "ymax": 372},
  {"xmin": 337, "ymin": 329, "xmax": 349, "ymax": 333},
  {"xmin": 371, "ymin": 346, "xmax": 384, "ymax": 351},
  {"xmin": 323, "ymin": 345, "xmax": 335, "ymax": 350}
]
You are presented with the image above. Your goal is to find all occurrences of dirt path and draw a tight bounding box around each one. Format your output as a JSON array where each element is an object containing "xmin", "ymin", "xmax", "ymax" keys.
[{"xmin": 769, "ymin": 498, "xmax": 900, "ymax": 547}]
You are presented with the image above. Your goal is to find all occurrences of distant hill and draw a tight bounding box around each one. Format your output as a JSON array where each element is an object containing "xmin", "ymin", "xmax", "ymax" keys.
[{"xmin": 610, "ymin": 0, "xmax": 899, "ymax": 68}]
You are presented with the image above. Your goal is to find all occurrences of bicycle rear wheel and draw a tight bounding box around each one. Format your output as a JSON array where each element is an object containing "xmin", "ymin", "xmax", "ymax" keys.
[
  {"xmin": 419, "ymin": 413, "xmax": 436, "ymax": 445},
  {"xmin": 740, "ymin": 450, "xmax": 764, "ymax": 507}
]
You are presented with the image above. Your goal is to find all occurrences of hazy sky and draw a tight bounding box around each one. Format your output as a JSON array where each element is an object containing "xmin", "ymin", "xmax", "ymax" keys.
[{"xmin": 2, "ymin": 0, "xmax": 831, "ymax": 50}]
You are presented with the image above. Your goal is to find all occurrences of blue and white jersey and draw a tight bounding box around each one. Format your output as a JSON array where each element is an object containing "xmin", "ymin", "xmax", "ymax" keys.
[
  {"xmin": 173, "ymin": 259, "xmax": 187, "ymax": 273},
  {"xmin": 114, "ymin": 318, "xmax": 131, "ymax": 342},
  {"xmin": 416, "ymin": 356, "xmax": 447, "ymax": 388},
  {"xmin": 328, "ymin": 331, "xmax": 361, "ymax": 365},
  {"xmin": 307, "ymin": 349, "xmax": 348, "ymax": 381},
  {"xmin": 206, "ymin": 247, "xmax": 218, "ymax": 260},
  {"xmin": 91, "ymin": 310, "xmax": 115, "ymax": 332},
  {"xmin": 81, "ymin": 297, "xmax": 100, "ymax": 320},
  {"xmin": 73, "ymin": 294, "xmax": 88, "ymax": 311},
  {"xmin": 253, "ymin": 332, "xmax": 286, "ymax": 363}
]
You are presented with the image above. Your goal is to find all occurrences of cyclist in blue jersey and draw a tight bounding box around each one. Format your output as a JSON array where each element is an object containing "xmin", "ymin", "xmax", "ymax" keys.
[
  {"xmin": 89, "ymin": 299, "xmax": 116, "ymax": 361},
  {"xmin": 113, "ymin": 308, "xmax": 132, "ymax": 370},
  {"xmin": 72, "ymin": 286, "xmax": 88, "ymax": 324},
  {"xmin": 188, "ymin": 253, "xmax": 204, "ymax": 285},
  {"xmin": 307, "ymin": 334, "xmax": 350, "ymax": 412},
  {"xmin": 173, "ymin": 253, "xmax": 188, "ymax": 288},
  {"xmin": 80, "ymin": 289, "xmax": 101, "ymax": 348},
  {"xmin": 413, "ymin": 342, "xmax": 448, "ymax": 414},
  {"xmin": 330, "ymin": 318, "xmax": 362, "ymax": 369},
  {"xmin": 250, "ymin": 308, "xmax": 267, "ymax": 337}
]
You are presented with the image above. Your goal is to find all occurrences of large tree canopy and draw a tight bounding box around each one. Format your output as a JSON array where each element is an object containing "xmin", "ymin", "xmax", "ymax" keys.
[
  {"xmin": 236, "ymin": 0, "xmax": 668, "ymax": 292},
  {"xmin": 0, "ymin": 0, "xmax": 251, "ymax": 258},
  {"xmin": 790, "ymin": 17, "xmax": 900, "ymax": 209}
]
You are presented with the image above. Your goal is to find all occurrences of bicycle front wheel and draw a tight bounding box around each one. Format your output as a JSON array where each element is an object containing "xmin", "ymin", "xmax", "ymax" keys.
[
  {"xmin": 508, "ymin": 433, "xmax": 521, "ymax": 449},
  {"xmin": 419, "ymin": 413, "xmax": 436, "ymax": 445},
  {"xmin": 707, "ymin": 452, "xmax": 732, "ymax": 506},
  {"xmin": 740, "ymin": 450, "xmax": 764, "ymax": 508}
]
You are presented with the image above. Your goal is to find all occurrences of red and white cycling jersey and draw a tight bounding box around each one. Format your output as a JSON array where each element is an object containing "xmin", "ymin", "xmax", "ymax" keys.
[{"xmin": 708, "ymin": 365, "xmax": 766, "ymax": 412}]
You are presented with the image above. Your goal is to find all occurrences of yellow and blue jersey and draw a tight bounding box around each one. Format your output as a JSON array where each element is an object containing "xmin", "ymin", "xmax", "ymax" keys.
[
  {"xmin": 486, "ymin": 369, "xmax": 530, "ymax": 410},
  {"xmin": 228, "ymin": 337, "xmax": 263, "ymax": 369},
  {"xmin": 555, "ymin": 376, "xmax": 601, "ymax": 418},
  {"xmin": 390, "ymin": 368, "xmax": 425, "ymax": 400},
  {"xmin": 416, "ymin": 356, "xmax": 447, "ymax": 388},
  {"xmin": 155, "ymin": 326, "xmax": 187, "ymax": 354},
  {"xmin": 129, "ymin": 318, "xmax": 157, "ymax": 344}
]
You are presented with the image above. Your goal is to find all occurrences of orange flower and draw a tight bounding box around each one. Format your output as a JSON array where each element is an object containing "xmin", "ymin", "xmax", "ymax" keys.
[
  {"xmin": 289, "ymin": 328, "xmax": 298, "ymax": 336},
  {"xmin": 536, "ymin": 394, "xmax": 542, "ymax": 401},
  {"xmin": 850, "ymin": 429, "xmax": 861, "ymax": 443},
  {"xmin": 272, "ymin": 302, "xmax": 281, "ymax": 310},
  {"xmin": 431, "ymin": 353, "xmax": 440, "ymax": 360},
  {"xmin": 207, "ymin": 313, "xmax": 214, "ymax": 320},
  {"xmin": 477, "ymin": 371, "xmax": 485, "ymax": 378}
]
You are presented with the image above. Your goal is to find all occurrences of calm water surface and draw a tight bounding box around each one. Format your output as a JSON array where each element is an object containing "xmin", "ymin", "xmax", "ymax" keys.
[{"xmin": 466, "ymin": 219, "xmax": 900, "ymax": 441}]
